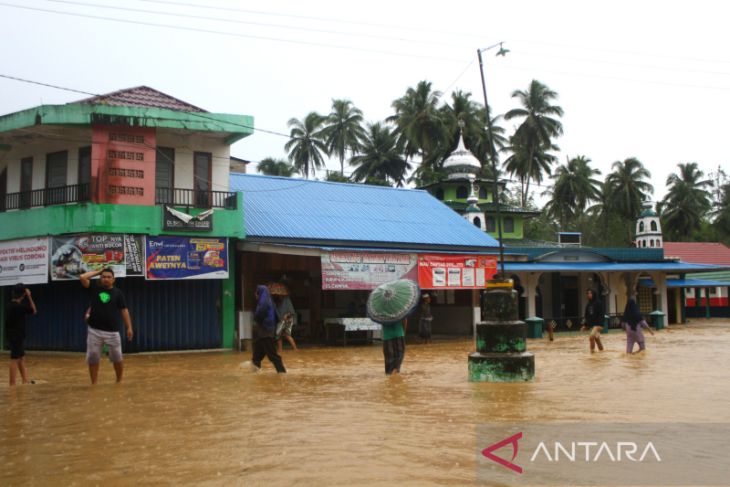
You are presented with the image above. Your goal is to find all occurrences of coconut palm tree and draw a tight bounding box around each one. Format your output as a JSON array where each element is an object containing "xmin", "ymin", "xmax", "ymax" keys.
[
  {"xmin": 502, "ymin": 133, "xmax": 557, "ymax": 205},
  {"xmin": 321, "ymin": 99, "xmax": 366, "ymax": 175},
  {"xmin": 285, "ymin": 112, "xmax": 328, "ymax": 179},
  {"xmin": 350, "ymin": 123, "xmax": 410, "ymax": 186},
  {"xmin": 543, "ymin": 155, "xmax": 602, "ymax": 227},
  {"xmin": 604, "ymin": 157, "xmax": 654, "ymax": 222},
  {"xmin": 504, "ymin": 79, "xmax": 564, "ymax": 207},
  {"xmin": 661, "ymin": 162, "xmax": 712, "ymax": 240},
  {"xmin": 256, "ymin": 157, "xmax": 297, "ymax": 177},
  {"xmin": 388, "ymin": 80, "xmax": 446, "ymax": 170}
]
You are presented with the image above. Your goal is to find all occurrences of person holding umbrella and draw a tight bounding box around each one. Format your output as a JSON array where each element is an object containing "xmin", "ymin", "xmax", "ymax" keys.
[
  {"xmin": 251, "ymin": 284, "xmax": 286, "ymax": 373},
  {"xmin": 367, "ymin": 279, "xmax": 420, "ymax": 375}
]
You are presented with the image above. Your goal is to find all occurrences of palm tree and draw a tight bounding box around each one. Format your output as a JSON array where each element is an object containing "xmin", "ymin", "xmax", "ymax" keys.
[
  {"xmin": 502, "ymin": 133, "xmax": 557, "ymax": 204},
  {"xmin": 715, "ymin": 181, "xmax": 730, "ymax": 243},
  {"xmin": 504, "ymin": 79, "xmax": 564, "ymax": 207},
  {"xmin": 285, "ymin": 112, "xmax": 328, "ymax": 179},
  {"xmin": 661, "ymin": 162, "xmax": 712, "ymax": 240},
  {"xmin": 256, "ymin": 157, "xmax": 297, "ymax": 177},
  {"xmin": 604, "ymin": 157, "xmax": 654, "ymax": 222},
  {"xmin": 321, "ymin": 99, "xmax": 366, "ymax": 175},
  {"xmin": 543, "ymin": 155, "xmax": 601, "ymax": 228},
  {"xmin": 388, "ymin": 80, "xmax": 446, "ymax": 170},
  {"xmin": 350, "ymin": 123, "xmax": 410, "ymax": 186}
]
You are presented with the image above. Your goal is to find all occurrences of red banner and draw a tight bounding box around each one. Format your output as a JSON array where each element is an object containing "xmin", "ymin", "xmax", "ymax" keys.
[
  {"xmin": 91, "ymin": 125, "xmax": 156, "ymax": 205},
  {"xmin": 417, "ymin": 254, "xmax": 497, "ymax": 289}
]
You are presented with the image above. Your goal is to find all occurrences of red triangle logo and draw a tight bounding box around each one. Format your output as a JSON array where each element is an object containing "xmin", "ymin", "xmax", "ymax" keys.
[{"xmin": 481, "ymin": 432, "xmax": 523, "ymax": 474}]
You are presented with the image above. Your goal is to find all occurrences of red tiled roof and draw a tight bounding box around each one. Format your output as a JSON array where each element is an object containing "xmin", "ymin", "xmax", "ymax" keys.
[
  {"xmin": 663, "ymin": 242, "xmax": 730, "ymax": 266},
  {"xmin": 72, "ymin": 86, "xmax": 207, "ymax": 113}
]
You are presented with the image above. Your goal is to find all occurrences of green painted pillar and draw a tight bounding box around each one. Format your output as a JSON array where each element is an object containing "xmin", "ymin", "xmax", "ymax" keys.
[
  {"xmin": 705, "ymin": 287, "xmax": 711, "ymax": 318},
  {"xmin": 221, "ymin": 251, "xmax": 236, "ymax": 349},
  {"xmin": 680, "ymin": 287, "xmax": 686, "ymax": 324}
]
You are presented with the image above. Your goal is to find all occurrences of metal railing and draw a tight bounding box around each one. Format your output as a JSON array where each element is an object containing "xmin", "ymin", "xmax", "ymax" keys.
[
  {"xmin": 1, "ymin": 183, "xmax": 91, "ymax": 212},
  {"xmin": 155, "ymin": 187, "xmax": 237, "ymax": 209}
]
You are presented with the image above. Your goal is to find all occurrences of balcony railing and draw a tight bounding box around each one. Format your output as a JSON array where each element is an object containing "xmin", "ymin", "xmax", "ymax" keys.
[
  {"xmin": 0, "ymin": 185, "xmax": 237, "ymax": 212},
  {"xmin": 155, "ymin": 187, "xmax": 237, "ymax": 209},
  {"xmin": 1, "ymin": 183, "xmax": 91, "ymax": 212}
]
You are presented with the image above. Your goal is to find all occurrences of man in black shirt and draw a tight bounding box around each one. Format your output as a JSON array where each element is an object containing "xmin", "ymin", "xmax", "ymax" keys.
[
  {"xmin": 5, "ymin": 283, "xmax": 37, "ymax": 385},
  {"xmin": 80, "ymin": 267, "xmax": 133, "ymax": 384},
  {"xmin": 581, "ymin": 289, "xmax": 604, "ymax": 352}
]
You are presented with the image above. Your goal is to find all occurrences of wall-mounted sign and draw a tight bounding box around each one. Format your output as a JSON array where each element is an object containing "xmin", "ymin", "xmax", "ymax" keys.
[
  {"xmin": 417, "ymin": 254, "xmax": 497, "ymax": 289},
  {"xmin": 162, "ymin": 207, "xmax": 213, "ymax": 232},
  {"xmin": 50, "ymin": 234, "xmax": 127, "ymax": 280},
  {"xmin": 321, "ymin": 251, "xmax": 418, "ymax": 290},
  {"xmin": 0, "ymin": 237, "xmax": 49, "ymax": 286},
  {"xmin": 145, "ymin": 236, "xmax": 228, "ymax": 280}
]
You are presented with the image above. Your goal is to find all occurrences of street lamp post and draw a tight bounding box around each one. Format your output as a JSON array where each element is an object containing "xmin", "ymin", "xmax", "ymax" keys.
[{"xmin": 477, "ymin": 42, "xmax": 508, "ymax": 278}]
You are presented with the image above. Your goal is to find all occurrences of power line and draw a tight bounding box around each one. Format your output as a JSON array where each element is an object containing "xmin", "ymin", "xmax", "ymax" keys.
[{"xmin": 0, "ymin": 2, "xmax": 468, "ymax": 64}]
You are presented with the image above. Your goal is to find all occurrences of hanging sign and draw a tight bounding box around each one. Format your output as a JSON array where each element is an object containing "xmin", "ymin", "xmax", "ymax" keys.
[
  {"xmin": 321, "ymin": 251, "xmax": 418, "ymax": 290},
  {"xmin": 0, "ymin": 237, "xmax": 50, "ymax": 286},
  {"xmin": 145, "ymin": 236, "xmax": 228, "ymax": 280},
  {"xmin": 50, "ymin": 234, "xmax": 127, "ymax": 280},
  {"xmin": 417, "ymin": 254, "xmax": 497, "ymax": 289}
]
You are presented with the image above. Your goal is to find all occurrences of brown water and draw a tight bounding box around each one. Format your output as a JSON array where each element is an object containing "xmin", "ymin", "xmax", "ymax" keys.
[{"xmin": 2, "ymin": 320, "xmax": 730, "ymax": 486}]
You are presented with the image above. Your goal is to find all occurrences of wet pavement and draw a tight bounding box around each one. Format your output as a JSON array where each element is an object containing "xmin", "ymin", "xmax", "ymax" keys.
[{"xmin": 2, "ymin": 319, "xmax": 729, "ymax": 486}]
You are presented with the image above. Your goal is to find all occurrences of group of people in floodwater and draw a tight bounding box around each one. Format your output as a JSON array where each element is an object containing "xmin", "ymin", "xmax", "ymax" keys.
[
  {"xmin": 6, "ymin": 275, "xmax": 657, "ymax": 385},
  {"xmin": 581, "ymin": 289, "xmax": 655, "ymax": 354}
]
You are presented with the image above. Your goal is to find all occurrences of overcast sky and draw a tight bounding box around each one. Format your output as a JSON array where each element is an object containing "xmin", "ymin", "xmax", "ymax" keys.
[{"xmin": 1, "ymin": 0, "xmax": 728, "ymax": 203}]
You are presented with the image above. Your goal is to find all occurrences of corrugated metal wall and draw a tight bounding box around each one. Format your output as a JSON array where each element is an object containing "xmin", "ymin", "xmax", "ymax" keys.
[{"xmin": 20, "ymin": 278, "xmax": 222, "ymax": 352}]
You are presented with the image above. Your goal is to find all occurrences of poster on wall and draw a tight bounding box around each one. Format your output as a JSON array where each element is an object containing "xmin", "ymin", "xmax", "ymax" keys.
[
  {"xmin": 145, "ymin": 236, "xmax": 229, "ymax": 280},
  {"xmin": 0, "ymin": 237, "xmax": 50, "ymax": 286},
  {"xmin": 50, "ymin": 234, "xmax": 127, "ymax": 280},
  {"xmin": 321, "ymin": 251, "xmax": 418, "ymax": 290},
  {"xmin": 124, "ymin": 235, "xmax": 145, "ymax": 277},
  {"xmin": 417, "ymin": 254, "xmax": 497, "ymax": 289}
]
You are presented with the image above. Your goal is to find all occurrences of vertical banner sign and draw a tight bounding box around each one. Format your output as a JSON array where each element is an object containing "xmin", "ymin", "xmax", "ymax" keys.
[
  {"xmin": 321, "ymin": 252, "xmax": 418, "ymax": 290},
  {"xmin": 0, "ymin": 237, "xmax": 50, "ymax": 286},
  {"xmin": 50, "ymin": 234, "xmax": 127, "ymax": 280},
  {"xmin": 417, "ymin": 255, "xmax": 497, "ymax": 289},
  {"xmin": 145, "ymin": 236, "xmax": 229, "ymax": 280},
  {"xmin": 91, "ymin": 125, "xmax": 156, "ymax": 205},
  {"xmin": 124, "ymin": 235, "xmax": 145, "ymax": 277}
]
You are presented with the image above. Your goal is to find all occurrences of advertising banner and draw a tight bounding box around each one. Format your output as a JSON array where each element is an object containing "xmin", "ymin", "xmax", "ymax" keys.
[
  {"xmin": 417, "ymin": 254, "xmax": 497, "ymax": 289},
  {"xmin": 145, "ymin": 237, "xmax": 228, "ymax": 280},
  {"xmin": 124, "ymin": 235, "xmax": 145, "ymax": 277},
  {"xmin": 50, "ymin": 234, "xmax": 127, "ymax": 280},
  {"xmin": 0, "ymin": 237, "xmax": 50, "ymax": 286},
  {"xmin": 321, "ymin": 251, "xmax": 418, "ymax": 290}
]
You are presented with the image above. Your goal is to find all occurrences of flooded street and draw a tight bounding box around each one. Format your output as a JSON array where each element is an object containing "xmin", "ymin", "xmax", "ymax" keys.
[{"xmin": 3, "ymin": 320, "xmax": 730, "ymax": 486}]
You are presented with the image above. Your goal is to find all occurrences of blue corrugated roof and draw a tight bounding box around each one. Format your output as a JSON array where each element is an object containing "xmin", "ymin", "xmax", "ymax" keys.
[
  {"xmin": 640, "ymin": 278, "xmax": 730, "ymax": 288},
  {"xmin": 505, "ymin": 262, "xmax": 724, "ymax": 272},
  {"xmin": 229, "ymin": 174, "xmax": 500, "ymax": 250}
]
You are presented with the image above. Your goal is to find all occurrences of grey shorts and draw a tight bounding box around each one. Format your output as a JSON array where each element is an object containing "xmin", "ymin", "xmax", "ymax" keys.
[{"xmin": 86, "ymin": 327, "xmax": 123, "ymax": 364}]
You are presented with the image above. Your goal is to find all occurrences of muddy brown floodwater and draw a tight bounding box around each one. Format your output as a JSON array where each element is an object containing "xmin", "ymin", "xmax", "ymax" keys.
[{"xmin": 2, "ymin": 320, "xmax": 730, "ymax": 486}]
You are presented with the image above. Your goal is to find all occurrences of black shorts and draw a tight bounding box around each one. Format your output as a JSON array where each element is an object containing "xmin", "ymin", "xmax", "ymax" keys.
[{"xmin": 8, "ymin": 337, "xmax": 25, "ymax": 359}]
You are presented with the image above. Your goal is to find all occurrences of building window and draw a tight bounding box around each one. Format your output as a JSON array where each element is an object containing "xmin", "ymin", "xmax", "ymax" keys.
[
  {"xmin": 194, "ymin": 151, "xmax": 212, "ymax": 207},
  {"xmin": 435, "ymin": 188, "xmax": 444, "ymax": 200},
  {"xmin": 486, "ymin": 216, "xmax": 496, "ymax": 232},
  {"xmin": 456, "ymin": 185, "xmax": 468, "ymax": 199},
  {"xmin": 503, "ymin": 217, "xmax": 514, "ymax": 233},
  {"xmin": 46, "ymin": 151, "xmax": 68, "ymax": 205},
  {"xmin": 650, "ymin": 239, "xmax": 655, "ymax": 247},
  {"xmin": 20, "ymin": 157, "xmax": 33, "ymax": 209},
  {"xmin": 639, "ymin": 221, "xmax": 645, "ymax": 233},
  {"xmin": 78, "ymin": 147, "xmax": 91, "ymax": 186},
  {"xmin": 0, "ymin": 168, "xmax": 6, "ymax": 211},
  {"xmin": 156, "ymin": 147, "xmax": 175, "ymax": 202},
  {"xmin": 473, "ymin": 216, "xmax": 481, "ymax": 228},
  {"xmin": 642, "ymin": 240, "xmax": 647, "ymax": 247},
  {"xmin": 479, "ymin": 186, "xmax": 488, "ymax": 199},
  {"xmin": 650, "ymin": 220, "xmax": 658, "ymax": 232}
]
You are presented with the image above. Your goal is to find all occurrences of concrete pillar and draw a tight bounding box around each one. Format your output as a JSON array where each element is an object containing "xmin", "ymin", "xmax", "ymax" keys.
[
  {"xmin": 651, "ymin": 272, "xmax": 669, "ymax": 315},
  {"xmin": 520, "ymin": 272, "xmax": 542, "ymax": 318}
]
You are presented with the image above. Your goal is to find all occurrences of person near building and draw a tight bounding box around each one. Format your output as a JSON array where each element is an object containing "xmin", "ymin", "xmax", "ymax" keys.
[
  {"xmin": 382, "ymin": 318, "xmax": 407, "ymax": 374},
  {"xmin": 622, "ymin": 298, "xmax": 654, "ymax": 353},
  {"xmin": 251, "ymin": 285, "xmax": 286, "ymax": 373},
  {"xmin": 274, "ymin": 293, "xmax": 298, "ymax": 353},
  {"xmin": 80, "ymin": 268, "xmax": 133, "ymax": 384},
  {"xmin": 581, "ymin": 289, "xmax": 604, "ymax": 352},
  {"xmin": 5, "ymin": 283, "xmax": 37, "ymax": 385},
  {"xmin": 418, "ymin": 293, "xmax": 433, "ymax": 344}
]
